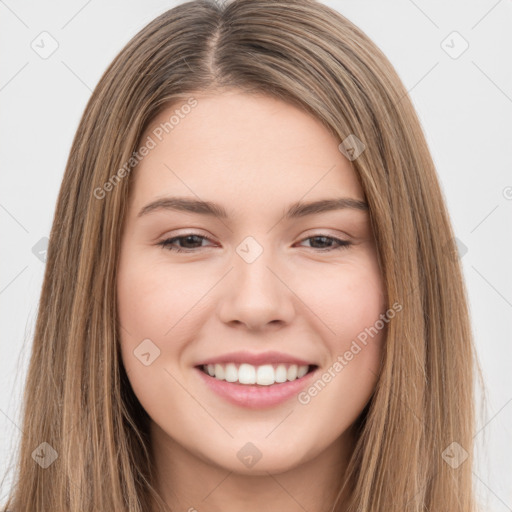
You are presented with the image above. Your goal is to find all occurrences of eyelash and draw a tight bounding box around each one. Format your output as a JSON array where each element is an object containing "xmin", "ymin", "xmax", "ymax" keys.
[{"xmin": 157, "ymin": 233, "xmax": 352, "ymax": 253}]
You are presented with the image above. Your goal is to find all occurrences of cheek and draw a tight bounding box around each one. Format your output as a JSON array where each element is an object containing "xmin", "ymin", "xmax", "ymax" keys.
[
  {"xmin": 303, "ymin": 255, "xmax": 386, "ymax": 350},
  {"xmin": 303, "ymin": 255, "xmax": 386, "ymax": 396},
  {"xmin": 293, "ymin": 298, "xmax": 385, "ymax": 438},
  {"xmin": 305, "ymin": 258, "xmax": 386, "ymax": 410},
  {"xmin": 337, "ymin": 275, "xmax": 385, "ymax": 350},
  {"xmin": 117, "ymin": 254, "xmax": 198, "ymax": 344},
  {"xmin": 116, "ymin": 253, "xmax": 195, "ymax": 414}
]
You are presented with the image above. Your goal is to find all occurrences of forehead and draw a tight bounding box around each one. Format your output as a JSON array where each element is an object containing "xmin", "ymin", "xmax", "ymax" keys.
[{"xmin": 130, "ymin": 91, "xmax": 364, "ymax": 210}]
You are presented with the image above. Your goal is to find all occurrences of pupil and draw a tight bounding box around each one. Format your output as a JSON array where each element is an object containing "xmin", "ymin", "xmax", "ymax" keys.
[
  {"xmin": 183, "ymin": 235, "xmax": 200, "ymax": 248},
  {"xmin": 313, "ymin": 236, "xmax": 329, "ymax": 248}
]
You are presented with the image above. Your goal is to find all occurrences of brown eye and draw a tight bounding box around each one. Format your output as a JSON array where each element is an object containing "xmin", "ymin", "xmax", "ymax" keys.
[
  {"xmin": 157, "ymin": 233, "xmax": 352, "ymax": 254},
  {"xmin": 158, "ymin": 234, "xmax": 213, "ymax": 253},
  {"xmin": 297, "ymin": 235, "xmax": 352, "ymax": 251}
]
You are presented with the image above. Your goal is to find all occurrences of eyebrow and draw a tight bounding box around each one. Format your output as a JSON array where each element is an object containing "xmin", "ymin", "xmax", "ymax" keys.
[{"xmin": 137, "ymin": 196, "xmax": 369, "ymax": 220}]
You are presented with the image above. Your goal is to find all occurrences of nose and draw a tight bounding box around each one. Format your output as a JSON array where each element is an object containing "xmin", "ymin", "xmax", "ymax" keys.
[{"xmin": 217, "ymin": 246, "xmax": 296, "ymax": 332}]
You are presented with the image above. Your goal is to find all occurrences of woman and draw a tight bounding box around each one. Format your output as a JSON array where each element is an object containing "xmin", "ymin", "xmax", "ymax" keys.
[{"xmin": 1, "ymin": 0, "xmax": 484, "ymax": 510}]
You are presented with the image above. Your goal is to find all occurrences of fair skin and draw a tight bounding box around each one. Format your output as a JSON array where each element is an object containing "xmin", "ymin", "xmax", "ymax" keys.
[{"xmin": 117, "ymin": 90, "xmax": 386, "ymax": 512}]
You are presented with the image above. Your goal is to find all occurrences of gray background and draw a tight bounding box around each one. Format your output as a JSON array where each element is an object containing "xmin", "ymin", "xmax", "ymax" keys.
[{"xmin": 1, "ymin": 0, "xmax": 511, "ymax": 510}]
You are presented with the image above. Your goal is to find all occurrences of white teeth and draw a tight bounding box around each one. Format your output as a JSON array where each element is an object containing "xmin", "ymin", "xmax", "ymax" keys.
[
  {"xmin": 214, "ymin": 364, "xmax": 225, "ymax": 380},
  {"xmin": 225, "ymin": 363, "xmax": 238, "ymax": 382},
  {"xmin": 201, "ymin": 362, "xmax": 311, "ymax": 385},
  {"xmin": 238, "ymin": 363, "xmax": 256, "ymax": 384},
  {"xmin": 256, "ymin": 364, "xmax": 274, "ymax": 386},
  {"xmin": 287, "ymin": 365, "xmax": 298, "ymax": 381},
  {"xmin": 297, "ymin": 365, "xmax": 309, "ymax": 378},
  {"xmin": 275, "ymin": 364, "xmax": 288, "ymax": 383}
]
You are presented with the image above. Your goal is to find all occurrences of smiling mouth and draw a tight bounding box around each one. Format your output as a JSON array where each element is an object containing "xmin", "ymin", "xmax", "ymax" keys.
[{"xmin": 197, "ymin": 362, "xmax": 318, "ymax": 386}]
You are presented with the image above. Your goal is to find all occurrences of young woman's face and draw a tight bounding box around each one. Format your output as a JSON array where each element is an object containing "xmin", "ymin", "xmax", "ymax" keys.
[{"xmin": 117, "ymin": 90, "xmax": 386, "ymax": 474}]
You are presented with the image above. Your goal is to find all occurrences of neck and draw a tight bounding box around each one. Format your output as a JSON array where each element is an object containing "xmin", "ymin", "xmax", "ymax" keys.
[{"xmin": 150, "ymin": 422, "xmax": 356, "ymax": 512}]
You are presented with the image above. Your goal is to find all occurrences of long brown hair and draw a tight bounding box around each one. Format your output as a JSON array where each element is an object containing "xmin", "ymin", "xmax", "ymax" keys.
[{"xmin": 2, "ymin": 0, "xmax": 485, "ymax": 510}]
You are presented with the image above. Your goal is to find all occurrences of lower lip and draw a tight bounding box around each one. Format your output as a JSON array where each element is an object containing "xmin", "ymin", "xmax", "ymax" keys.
[{"xmin": 195, "ymin": 366, "xmax": 318, "ymax": 409}]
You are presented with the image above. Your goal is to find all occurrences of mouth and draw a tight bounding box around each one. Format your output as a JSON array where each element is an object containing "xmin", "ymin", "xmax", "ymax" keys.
[
  {"xmin": 196, "ymin": 362, "xmax": 318, "ymax": 386},
  {"xmin": 194, "ymin": 361, "xmax": 319, "ymax": 409}
]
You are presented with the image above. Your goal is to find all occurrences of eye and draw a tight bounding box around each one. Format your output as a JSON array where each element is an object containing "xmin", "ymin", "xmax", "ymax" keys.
[
  {"xmin": 296, "ymin": 235, "xmax": 352, "ymax": 251},
  {"xmin": 158, "ymin": 233, "xmax": 352, "ymax": 253},
  {"xmin": 158, "ymin": 233, "xmax": 214, "ymax": 253}
]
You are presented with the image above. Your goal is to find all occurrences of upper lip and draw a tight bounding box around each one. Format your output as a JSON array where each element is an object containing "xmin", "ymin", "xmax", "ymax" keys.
[{"xmin": 195, "ymin": 350, "xmax": 316, "ymax": 367}]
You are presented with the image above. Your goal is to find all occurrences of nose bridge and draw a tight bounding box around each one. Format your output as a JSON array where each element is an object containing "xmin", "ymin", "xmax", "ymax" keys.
[
  {"xmin": 218, "ymin": 235, "xmax": 295, "ymax": 329},
  {"xmin": 234, "ymin": 235, "xmax": 282, "ymax": 299}
]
